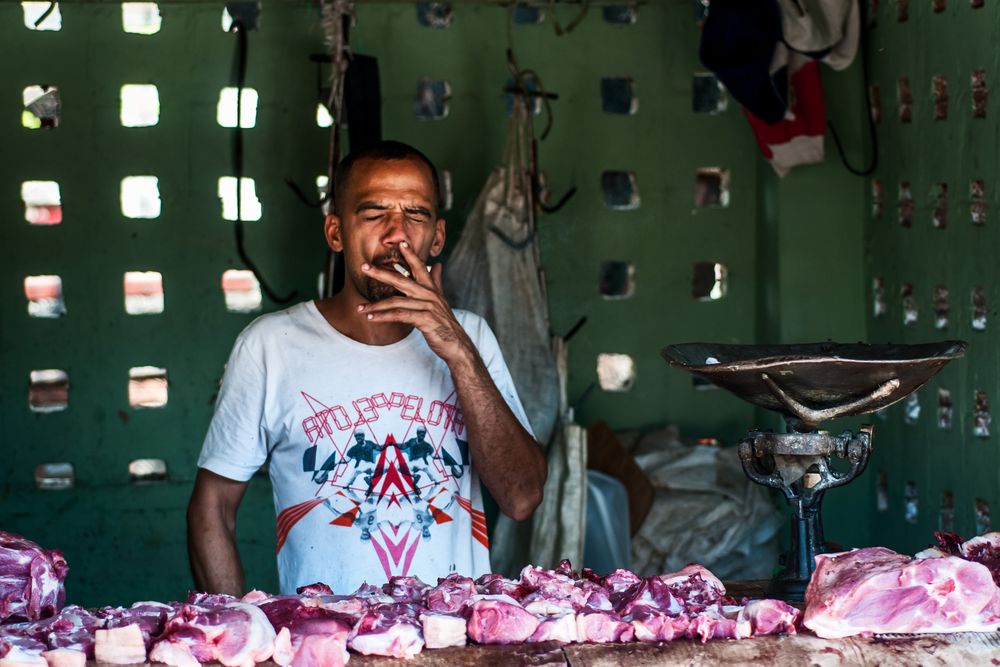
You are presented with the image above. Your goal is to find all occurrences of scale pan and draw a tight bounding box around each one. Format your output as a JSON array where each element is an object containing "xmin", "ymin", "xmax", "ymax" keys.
[{"xmin": 662, "ymin": 341, "xmax": 966, "ymax": 424}]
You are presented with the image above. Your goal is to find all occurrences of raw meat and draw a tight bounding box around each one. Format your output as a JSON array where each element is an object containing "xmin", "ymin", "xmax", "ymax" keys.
[
  {"xmin": 527, "ymin": 614, "xmax": 578, "ymax": 644},
  {"xmin": 295, "ymin": 583, "xmax": 333, "ymax": 597},
  {"xmin": 424, "ymin": 574, "xmax": 476, "ymax": 614},
  {"xmin": 575, "ymin": 611, "xmax": 634, "ymax": 643},
  {"xmin": 803, "ymin": 546, "xmax": 1000, "ymax": 638},
  {"xmin": 98, "ymin": 601, "xmax": 172, "ymax": 649},
  {"xmin": 12, "ymin": 606, "xmax": 100, "ymax": 657},
  {"xmin": 735, "ymin": 599, "xmax": 799, "ymax": 638},
  {"xmin": 382, "ymin": 577, "xmax": 429, "ymax": 603},
  {"xmin": 628, "ymin": 609, "xmax": 689, "ymax": 642},
  {"xmin": 94, "ymin": 624, "xmax": 146, "ymax": 665},
  {"xmin": 419, "ymin": 613, "xmax": 466, "ymax": 649},
  {"xmin": 39, "ymin": 648, "xmax": 85, "ymax": 667},
  {"xmin": 348, "ymin": 604, "xmax": 423, "ymax": 659},
  {"xmin": 954, "ymin": 532, "xmax": 1000, "ymax": 586},
  {"xmin": 466, "ymin": 600, "xmax": 539, "ymax": 644},
  {"xmin": 270, "ymin": 609, "xmax": 351, "ymax": 667},
  {"xmin": 0, "ymin": 533, "xmax": 68, "ymax": 623},
  {"xmin": 149, "ymin": 602, "xmax": 275, "ymax": 667}
]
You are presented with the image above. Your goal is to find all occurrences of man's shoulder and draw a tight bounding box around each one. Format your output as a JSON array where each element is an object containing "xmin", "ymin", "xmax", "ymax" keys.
[{"xmin": 237, "ymin": 301, "xmax": 315, "ymax": 343}]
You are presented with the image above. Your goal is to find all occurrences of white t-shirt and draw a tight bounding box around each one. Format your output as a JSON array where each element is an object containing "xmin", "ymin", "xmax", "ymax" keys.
[{"xmin": 198, "ymin": 301, "xmax": 532, "ymax": 595}]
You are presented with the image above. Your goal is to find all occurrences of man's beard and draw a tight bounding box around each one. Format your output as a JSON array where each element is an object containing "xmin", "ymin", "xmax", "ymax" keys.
[{"xmin": 353, "ymin": 251, "xmax": 404, "ymax": 303}]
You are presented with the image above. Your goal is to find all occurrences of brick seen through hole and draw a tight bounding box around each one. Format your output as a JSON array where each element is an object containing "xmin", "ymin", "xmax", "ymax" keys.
[
  {"xmin": 603, "ymin": 6, "xmax": 638, "ymax": 24},
  {"xmin": 218, "ymin": 177, "xmax": 262, "ymax": 221},
  {"xmin": 932, "ymin": 182, "xmax": 947, "ymax": 228},
  {"xmin": 601, "ymin": 78, "xmax": 638, "ymax": 115},
  {"xmin": 932, "ymin": 0, "xmax": 946, "ymax": 12},
  {"xmin": 601, "ymin": 171, "xmax": 639, "ymax": 210},
  {"xmin": 217, "ymin": 87, "xmax": 258, "ymax": 128},
  {"xmin": 695, "ymin": 168, "xmax": 730, "ymax": 208},
  {"xmin": 971, "ymin": 0, "xmax": 983, "ymax": 7},
  {"xmin": 974, "ymin": 390, "xmax": 991, "ymax": 438},
  {"xmin": 120, "ymin": 84, "xmax": 159, "ymax": 127},
  {"xmin": 692, "ymin": 262, "xmax": 727, "ymax": 301},
  {"xmin": 24, "ymin": 275, "xmax": 65, "ymax": 318},
  {"xmin": 122, "ymin": 3, "xmax": 161, "ymax": 34},
  {"xmin": 897, "ymin": 77, "xmax": 912, "ymax": 123},
  {"xmin": 938, "ymin": 387, "xmax": 953, "ymax": 429},
  {"xmin": 222, "ymin": 269, "xmax": 262, "ymax": 313},
  {"xmin": 932, "ymin": 76, "xmax": 948, "ymax": 120},
  {"xmin": 897, "ymin": 0, "xmax": 909, "ymax": 21},
  {"xmin": 22, "ymin": 85, "xmax": 60, "ymax": 129},
  {"xmin": 904, "ymin": 481, "xmax": 919, "ymax": 523},
  {"xmin": 22, "ymin": 2, "xmax": 61, "ymax": 30},
  {"xmin": 512, "ymin": 5, "xmax": 544, "ymax": 24},
  {"xmin": 972, "ymin": 286, "xmax": 987, "ymax": 330},
  {"xmin": 873, "ymin": 277, "xmax": 887, "ymax": 317},
  {"xmin": 871, "ymin": 178, "xmax": 883, "ymax": 218},
  {"xmin": 416, "ymin": 3, "xmax": 453, "ymax": 28},
  {"xmin": 222, "ymin": 2, "xmax": 260, "ymax": 32},
  {"xmin": 876, "ymin": 470, "xmax": 889, "ymax": 511},
  {"xmin": 972, "ymin": 69, "xmax": 987, "ymax": 118},
  {"xmin": 129, "ymin": 366, "xmax": 168, "ymax": 408},
  {"xmin": 415, "ymin": 79, "xmax": 450, "ymax": 120},
  {"xmin": 869, "ymin": 84, "xmax": 881, "ymax": 124},
  {"xmin": 933, "ymin": 285, "xmax": 949, "ymax": 329},
  {"xmin": 21, "ymin": 181, "xmax": 61, "ymax": 225},
  {"xmin": 596, "ymin": 353, "xmax": 636, "ymax": 392},
  {"xmin": 129, "ymin": 458, "xmax": 167, "ymax": 483},
  {"xmin": 124, "ymin": 271, "xmax": 163, "ymax": 315},
  {"xmin": 35, "ymin": 463, "xmax": 73, "ymax": 491},
  {"xmin": 971, "ymin": 179, "xmax": 987, "ymax": 225},
  {"xmin": 940, "ymin": 491, "xmax": 954, "ymax": 531},
  {"xmin": 692, "ymin": 73, "xmax": 727, "ymax": 114},
  {"xmin": 901, "ymin": 282, "xmax": 917, "ymax": 325},
  {"xmin": 29, "ymin": 369, "xmax": 68, "ymax": 412},
  {"xmin": 898, "ymin": 181, "xmax": 913, "ymax": 227},
  {"xmin": 976, "ymin": 498, "xmax": 992, "ymax": 534},
  {"xmin": 121, "ymin": 176, "xmax": 161, "ymax": 219},
  {"xmin": 599, "ymin": 261, "xmax": 635, "ymax": 299}
]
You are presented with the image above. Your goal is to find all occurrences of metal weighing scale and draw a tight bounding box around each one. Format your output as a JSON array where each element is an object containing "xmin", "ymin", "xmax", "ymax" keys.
[{"xmin": 662, "ymin": 341, "xmax": 967, "ymax": 602}]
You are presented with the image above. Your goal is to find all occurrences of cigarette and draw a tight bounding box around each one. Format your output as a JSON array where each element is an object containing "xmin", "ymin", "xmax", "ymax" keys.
[{"xmin": 393, "ymin": 263, "xmax": 411, "ymax": 278}]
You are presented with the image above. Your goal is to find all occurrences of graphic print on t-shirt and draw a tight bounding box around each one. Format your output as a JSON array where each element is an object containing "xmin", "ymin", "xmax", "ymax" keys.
[{"xmin": 275, "ymin": 388, "xmax": 488, "ymax": 581}]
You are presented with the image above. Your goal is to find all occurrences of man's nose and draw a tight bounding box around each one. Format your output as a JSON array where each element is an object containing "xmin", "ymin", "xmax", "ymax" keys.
[{"xmin": 381, "ymin": 210, "xmax": 409, "ymax": 246}]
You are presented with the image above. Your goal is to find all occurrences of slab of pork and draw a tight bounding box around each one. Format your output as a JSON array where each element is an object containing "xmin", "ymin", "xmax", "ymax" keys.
[
  {"xmin": 348, "ymin": 604, "xmax": 423, "ymax": 659},
  {"xmin": 419, "ymin": 613, "xmax": 466, "ymax": 649},
  {"xmin": 148, "ymin": 602, "xmax": 275, "ymax": 667},
  {"xmin": 0, "ymin": 533, "xmax": 68, "ymax": 623},
  {"xmin": 466, "ymin": 600, "xmax": 540, "ymax": 644}
]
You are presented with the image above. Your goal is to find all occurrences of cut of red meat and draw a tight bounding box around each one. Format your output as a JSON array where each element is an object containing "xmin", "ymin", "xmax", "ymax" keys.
[
  {"xmin": 804, "ymin": 546, "xmax": 1000, "ymax": 638},
  {"xmin": 0, "ymin": 533, "xmax": 68, "ymax": 623},
  {"xmin": 94, "ymin": 624, "xmax": 146, "ymax": 665},
  {"xmin": 13, "ymin": 606, "xmax": 100, "ymax": 657},
  {"xmin": 575, "ymin": 611, "xmax": 634, "ymax": 643},
  {"xmin": 686, "ymin": 609, "xmax": 739, "ymax": 643},
  {"xmin": 656, "ymin": 564, "xmax": 726, "ymax": 611},
  {"xmin": 466, "ymin": 600, "xmax": 539, "ymax": 644},
  {"xmin": 959, "ymin": 532, "xmax": 1000, "ymax": 587},
  {"xmin": 735, "ymin": 599, "xmax": 799, "ymax": 637},
  {"xmin": 270, "ymin": 610, "xmax": 351, "ymax": 667},
  {"xmin": 527, "ymin": 613, "xmax": 578, "ymax": 644},
  {"xmin": 98, "ymin": 602, "xmax": 172, "ymax": 650},
  {"xmin": 628, "ymin": 609, "xmax": 689, "ymax": 642},
  {"xmin": 382, "ymin": 576, "xmax": 430, "ymax": 603},
  {"xmin": 187, "ymin": 592, "xmax": 239, "ymax": 607},
  {"xmin": 40, "ymin": 647, "xmax": 85, "ymax": 667},
  {"xmin": 149, "ymin": 602, "xmax": 275, "ymax": 667},
  {"xmin": 611, "ymin": 577, "xmax": 682, "ymax": 616},
  {"xmin": 424, "ymin": 574, "xmax": 476, "ymax": 614},
  {"xmin": 419, "ymin": 613, "xmax": 466, "ymax": 649},
  {"xmin": 348, "ymin": 603, "xmax": 423, "ymax": 659},
  {"xmin": 295, "ymin": 583, "xmax": 333, "ymax": 597}
]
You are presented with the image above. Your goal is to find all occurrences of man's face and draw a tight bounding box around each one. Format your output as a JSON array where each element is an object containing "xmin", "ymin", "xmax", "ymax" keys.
[{"xmin": 325, "ymin": 157, "xmax": 445, "ymax": 303}]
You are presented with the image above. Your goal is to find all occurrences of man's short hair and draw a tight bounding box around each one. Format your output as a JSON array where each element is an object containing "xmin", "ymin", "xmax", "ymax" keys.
[{"xmin": 333, "ymin": 140, "xmax": 440, "ymax": 217}]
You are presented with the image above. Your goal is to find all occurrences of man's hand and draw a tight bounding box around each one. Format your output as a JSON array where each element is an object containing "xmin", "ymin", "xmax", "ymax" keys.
[{"xmin": 358, "ymin": 241, "xmax": 477, "ymax": 367}]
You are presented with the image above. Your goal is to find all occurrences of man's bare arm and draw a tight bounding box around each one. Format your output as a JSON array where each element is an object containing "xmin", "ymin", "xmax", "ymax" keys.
[
  {"xmin": 187, "ymin": 468, "xmax": 250, "ymax": 596},
  {"xmin": 359, "ymin": 241, "xmax": 547, "ymax": 521}
]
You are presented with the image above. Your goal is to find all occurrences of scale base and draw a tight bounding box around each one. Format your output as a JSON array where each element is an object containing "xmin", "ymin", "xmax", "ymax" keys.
[{"xmin": 767, "ymin": 567, "xmax": 810, "ymax": 603}]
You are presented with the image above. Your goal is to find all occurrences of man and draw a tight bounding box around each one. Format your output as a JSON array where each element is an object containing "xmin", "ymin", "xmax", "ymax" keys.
[{"xmin": 187, "ymin": 141, "xmax": 546, "ymax": 597}]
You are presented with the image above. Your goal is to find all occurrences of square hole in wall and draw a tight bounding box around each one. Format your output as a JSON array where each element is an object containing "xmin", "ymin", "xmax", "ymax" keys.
[
  {"xmin": 940, "ymin": 491, "xmax": 954, "ymax": 531},
  {"xmin": 692, "ymin": 262, "xmax": 727, "ymax": 301},
  {"xmin": 901, "ymin": 282, "xmax": 917, "ymax": 325},
  {"xmin": 124, "ymin": 271, "xmax": 163, "ymax": 315},
  {"xmin": 971, "ymin": 179, "xmax": 987, "ymax": 225},
  {"xmin": 601, "ymin": 78, "xmax": 638, "ymax": 114},
  {"xmin": 35, "ymin": 463, "xmax": 73, "ymax": 490},
  {"xmin": 869, "ymin": 84, "xmax": 881, "ymax": 124},
  {"xmin": 415, "ymin": 79, "xmax": 450, "ymax": 120},
  {"xmin": 316, "ymin": 174, "xmax": 331, "ymax": 215},
  {"xmin": 129, "ymin": 458, "xmax": 167, "ymax": 482},
  {"xmin": 873, "ymin": 277, "xmax": 887, "ymax": 317},
  {"xmin": 976, "ymin": 498, "xmax": 991, "ymax": 534},
  {"xmin": 898, "ymin": 181, "xmax": 913, "ymax": 227},
  {"xmin": 974, "ymin": 390, "xmax": 991, "ymax": 438},
  {"xmin": 692, "ymin": 73, "xmax": 727, "ymax": 114},
  {"xmin": 23, "ymin": 1, "xmax": 61, "ymax": 30},
  {"xmin": 24, "ymin": 275, "xmax": 65, "ymax": 318},
  {"xmin": 218, "ymin": 177, "xmax": 262, "ymax": 221},
  {"xmin": 21, "ymin": 180, "xmax": 61, "ymax": 225},
  {"xmin": 876, "ymin": 470, "xmax": 888, "ymax": 511},
  {"xmin": 972, "ymin": 286, "xmax": 987, "ymax": 330},
  {"xmin": 222, "ymin": 269, "xmax": 262, "ymax": 313},
  {"xmin": 972, "ymin": 69, "xmax": 987, "ymax": 119},
  {"xmin": 897, "ymin": 77, "xmax": 912, "ymax": 123},
  {"xmin": 217, "ymin": 87, "xmax": 258, "ymax": 128},
  {"xmin": 599, "ymin": 261, "xmax": 635, "ymax": 299},
  {"xmin": 129, "ymin": 366, "xmax": 168, "ymax": 408},
  {"xmin": 904, "ymin": 481, "xmax": 918, "ymax": 523},
  {"xmin": 938, "ymin": 388, "xmax": 953, "ymax": 429},
  {"xmin": 122, "ymin": 3, "xmax": 161, "ymax": 34},
  {"xmin": 22, "ymin": 85, "xmax": 60, "ymax": 129},
  {"xmin": 971, "ymin": 0, "xmax": 984, "ymax": 7},
  {"xmin": 695, "ymin": 168, "xmax": 730, "ymax": 208},
  {"xmin": 932, "ymin": 75, "xmax": 948, "ymax": 121},
  {"xmin": 222, "ymin": 2, "xmax": 260, "ymax": 32},
  {"xmin": 897, "ymin": 0, "xmax": 909, "ymax": 21},
  {"xmin": 316, "ymin": 102, "xmax": 334, "ymax": 128},
  {"xmin": 438, "ymin": 169, "xmax": 453, "ymax": 211},
  {"xmin": 120, "ymin": 84, "xmax": 159, "ymax": 127},
  {"xmin": 603, "ymin": 6, "xmax": 638, "ymax": 24},
  {"xmin": 904, "ymin": 391, "xmax": 920, "ymax": 424},
  {"xmin": 932, "ymin": 182, "xmax": 947, "ymax": 228},
  {"xmin": 871, "ymin": 178, "xmax": 883, "ymax": 219},
  {"xmin": 29, "ymin": 369, "xmax": 68, "ymax": 412},
  {"xmin": 512, "ymin": 4, "xmax": 544, "ymax": 24},
  {"xmin": 504, "ymin": 77, "xmax": 541, "ymax": 116},
  {"xmin": 932, "ymin": 285, "xmax": 949, "ymax": 329},
  {"xmin": 121, "ymin": 176, "xmax": 161, "ymax": 218},
  {"xmin": 601, "ymin": 171, "xmax": 639, "ymax": 210},
  {"xmin": 597, "ymin": 353, "xmax": 636, "ymax": 392},
  {"xmin": 416, "ymin": 2, "xmax": 453, "ymax": 28}
]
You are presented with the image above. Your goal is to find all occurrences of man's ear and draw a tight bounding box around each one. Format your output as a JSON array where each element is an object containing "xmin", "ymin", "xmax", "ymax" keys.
[
  {"xmin": 430, "ymin": 217, "xmax": 446, "ymax": 257},
  {"xmin": 325, "ymin": 214, "xmax": 344, "ymax": 252}
]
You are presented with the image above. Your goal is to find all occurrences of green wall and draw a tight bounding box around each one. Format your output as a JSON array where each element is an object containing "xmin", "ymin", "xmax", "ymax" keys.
[
  {"xmin": 864, "ymin": 0, "xmax": 1000, "ymax": 554},
  {"xmin": 1, "ymin": 1, "xmax": 872, "ymax": 607}
]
